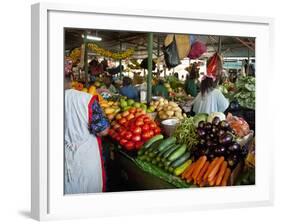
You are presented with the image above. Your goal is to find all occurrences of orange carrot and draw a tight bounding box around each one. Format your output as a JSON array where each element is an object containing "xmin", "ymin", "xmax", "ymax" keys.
[
  {"xmin": 183, "ymin": 162, "xmax": 196, "ymax": 179},
  {"xmin": 192, "ymin": 156, "xmax": 207, "ymax": 181},
  {"xmin": 221, "ymin": 168, "xmax": 231, "ymax": 186},
  {"xmin": 196, "ymin": 161, "xmax": 209, "ymax": 185},
  {"xmin": 207, "ymin": 156, "xmax": 225, "ymax": 180},
  {"xmin": 199, "ymin": 179, "xmax": 207, "ymax": 187},
  {"xmin": 181, "ymin": 162, "xmax": 195, "ymax": 179},
  {"xmin": 203, "ymin": 157, "xmax": 219, "ymax": 181},
  {"xmin": 215, "ymin": 161, "xmax": 228, "ymax": 186},
  {"xmin": 208, "ymin": 173, "xmax": 218, "ymax": 186}
]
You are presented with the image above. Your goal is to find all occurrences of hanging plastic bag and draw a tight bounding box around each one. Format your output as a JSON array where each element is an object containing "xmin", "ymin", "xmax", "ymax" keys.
[
  {"xmin": 206, "ymin": 52, "xmax": 223, "ymax": 81},
  {"xmin": 188, "ymin": 41, "xmax": 207, "ymax": 59},
  {"xmin": 163, "ymin": 35, "xmax": 181, "ymax": 69},
  {"xmin": 140, "ymin": 57, "xmax": 156, "ymax": 70},
  {"xmin": 164, "ymin": 34, "xmax": 190, "ymax": 60}
]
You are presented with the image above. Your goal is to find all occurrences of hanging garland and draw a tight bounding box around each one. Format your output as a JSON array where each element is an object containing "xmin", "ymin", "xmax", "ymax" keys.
[{"xmin": 87, "ymin": 43, "xmax": 134, "ymax": 60}]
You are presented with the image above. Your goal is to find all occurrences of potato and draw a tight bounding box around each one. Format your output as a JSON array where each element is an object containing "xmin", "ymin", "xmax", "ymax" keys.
[
  {"xmin": 167, "ymin": 106, "xmax": 173, "ymax": 111},
  {"xmin": 164, "ymin": 99, "xmax": 169, "ymax": 105},
  {"xmin": 168, "ymin": 101, "xmax": 177, "ymax": 107},
  {"xmin": 157, "ymin": 106, "xmax": 163, "ymax": 112},
  {"xmin": 166, "ymin": 110, "xmax": 174, "ymax": 117},
  {"xmin": 160, "ymin": 114, "xmax": 168, "ymax": 120},
  {"xmin": 175, "ymin": 111, "xmax": 182, "ymax": 118}
]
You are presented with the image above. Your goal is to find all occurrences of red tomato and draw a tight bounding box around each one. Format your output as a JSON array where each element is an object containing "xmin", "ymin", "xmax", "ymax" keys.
[
  {"xmin": 120, "ymin": 130, "xmax": 127, "ymax": 138},
  {"xmin": 143, "ymin": 117, "xmax": 151, "ymax": 123},
  {"xmin": 148, "ymin": 130, "xmax": 154, "ymax": 137},
  {"xmin": 135, "ymin": 120, "xmax": 144, "ymax": 126},
  {"xmin": 131, "ymin": 126, "xmax": 142, "ymax": 134},
  {"xmin": 127, "ymin": 113, "xmax": 135, "ymax": 121},
  {"xmin": 142, "ymin": 132, "xmax": 151, "ymax": 142},
  {"xmin": 118, "ymin": 126, "xmax": 126, "ymax": 133},
  {"xmin": 125, "ymin": 141, "xmax": 135, "ymax": 150},
  {"xmin": 141, "ymin": 124, "xmax": 150, "ymax": 132},
  {"xmin": 115, "ymin": 135, "xmax": 121, "ymax": 141},
  {"xmin": 120, "ymin": 139, "xmax": 128, "ymax": 146},
  {"xmin": 150, "ymin": 123, "xmax": 157, "ymax": 130},
  {"xmin": 108, "ymin": 129, "xmax": 115, "ymax": 137},
  {"xmin": 135, "ymin": 141, "xmax": 144, "ymax": 150},
  {"xmin": 113, "ymin": 123, "xmax": 120, "ymax": 130},
  {"xmin": 119, "ymin": 117, "xmax": 127, "ymax": 125},
  {"xmin": 124, "ymin": 131, "xmax": 133, "ymax": 140},
  {"xmin": 154, "ymin": 127, "xmax": 161, "ymax": 135},
  {"xmin": 131, "ymin": 134, "xmax": 141, "ymax": 142},
  {"xmin": 129, "ymin": 108, "xmax": 137, "ymax": 114}
]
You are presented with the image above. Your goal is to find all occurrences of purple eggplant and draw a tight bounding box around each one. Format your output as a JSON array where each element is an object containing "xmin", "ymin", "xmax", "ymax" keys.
[
  {"xmin": 219, "ymin": 120, "xmax": 230, "ymax": 130},
  {"xmin": 219, "ymin": 133, "xmax": 233, "ymax": 145},
  {"xmin": 206, "ymin": 139, "xmax": 213, "ymax": 148},
  {"xmin": 197, "ymin": 128, "xmax": 206, "ymax": 137},
  {"xmin": 228, "ymin": 142, "xmax": 241, "ymax": 153},
  {"xmin": 217, "ymin": 129, "xmax": 226, "ymax": 137},
  {"xmin": 227, "ymin": 154, "xmax": 239, "ymax": 168},
  {"xmin": 198, "ymin": 121, "xmax": 205, "ymax": 129},
  {"xmin": 212, "ymin": 116, "xmax": 221, "ymax": 126},
  {"xmin": 204, "ymin": 122, "xmax": 212, "ymax": 132}
]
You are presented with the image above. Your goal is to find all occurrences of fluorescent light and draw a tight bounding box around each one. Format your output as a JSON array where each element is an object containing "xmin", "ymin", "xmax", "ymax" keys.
[{"xmin": 81, "ymin": 34, "xmax": 102, "ymax": 41}]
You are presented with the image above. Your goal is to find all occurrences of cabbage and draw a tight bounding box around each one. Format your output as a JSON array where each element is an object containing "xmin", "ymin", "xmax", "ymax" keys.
[
  {"xmin": 207, "ymin": 112, "xmax": 226, "ymax": 123},
  {"xmin": 193, "ymin": 113, "xmax": 208, "ymax": 127}
]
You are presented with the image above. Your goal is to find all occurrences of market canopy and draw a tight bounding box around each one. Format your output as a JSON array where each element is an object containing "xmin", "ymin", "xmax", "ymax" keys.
[{"xmin": 65, "ymin": 28, "xmax": 255, "ymax": 59}]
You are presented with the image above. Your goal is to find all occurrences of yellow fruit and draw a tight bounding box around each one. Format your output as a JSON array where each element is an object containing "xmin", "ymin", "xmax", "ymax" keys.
[
  {"xmin": 115, "ymin": 114, "xmax": 122, "ymax": 120},
  {"xmin": 88, "ymin": 85, "xmax": 97, "ymax": 95},
  {"xmin": 107, "ymin": 114, "xmax": 115, "ymax": 120},
  {"xmin": 108, "ymin": 101, "xmax": 114, "ymax": 106},
  {"xmin": 81, "ymin": 88, "xmax": 88, "ymax": 93},
  {"xmin": 105, "ymin": 108, "xmax": 115, "ymax": 115}
]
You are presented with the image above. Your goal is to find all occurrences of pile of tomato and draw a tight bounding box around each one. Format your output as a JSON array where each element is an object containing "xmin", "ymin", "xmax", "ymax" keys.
[{"xmin": 108, "ymin": 107, "xmax": 161, "ymax": 151}]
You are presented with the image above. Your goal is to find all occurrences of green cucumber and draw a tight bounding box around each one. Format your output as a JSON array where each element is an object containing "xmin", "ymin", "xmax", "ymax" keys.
[
  {"xmin": 167, "ymin": 144, "xmax": 187, "ymax": 162},
  {"xmin": 158, "ymin": 162, "xmax": 164, "ymax": 168},
  {"xmin": 151, "ymin": 159, "xmax": 158, "ymax": 165},
  {"xmin": 170, "ymin": 151, "xmax": 191, "ymax": 168},
  {"xmin": 138, "ymin": 135, "xmax": 163, "ymax": 156},
  {"xmin": 142, "ymin": 134, "xmax": 164, "ymax": 149},
  {"xmin": 147, "ymin": 140, "xmax": 162, "ymax": 153},
  {"xmin": 161, "ymin": 144, "xmax": 181, "ymax": 162},
  {"xmin": 158, "ymin": 136, "xmax": 177, "ymax": 152},
  {"xmin": 173, "ymin": 159, "xmax": 192, "ymax": 176},
  {"xmin": 156, "ymin": 143, "xmax": 176, "ymax": 161},
  {"xmin": 138, "ymin": 155, "xmax": 147, "ymax": 161}
]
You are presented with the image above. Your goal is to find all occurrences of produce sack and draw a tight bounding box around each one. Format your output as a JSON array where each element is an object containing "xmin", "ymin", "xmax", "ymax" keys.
[
  {"xmin": 140, "ymin": 58, "xmax": 156, "ymax": 70},
  {"xmin": 206, "ymin": 52, "xmax": 223, "ymax": 80},
  {"xmin": 187, "ymin": 41, "xmax": 207, "ymax": 59},
  {"xmin": 164, "ymin": 34, "xmax": 191, "ymax": 59},
  {"xmin": 163, "ymin": 35, "xmax": 181, "ymax": 69}
]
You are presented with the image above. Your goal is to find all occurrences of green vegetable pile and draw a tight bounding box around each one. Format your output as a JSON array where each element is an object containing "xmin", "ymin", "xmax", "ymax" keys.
[
  {"xmin": 232, "ymin": 76, "xmax": 255, "ymax": 110},
  {"xmin": 173, "ymin": 117, "xmax": 199, "ymax": 149}
]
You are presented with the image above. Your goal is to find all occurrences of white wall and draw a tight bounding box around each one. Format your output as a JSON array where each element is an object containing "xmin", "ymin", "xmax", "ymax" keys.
[{"xmin": 0, "ymin": 0, "xmax": 279, "ymax": 223}]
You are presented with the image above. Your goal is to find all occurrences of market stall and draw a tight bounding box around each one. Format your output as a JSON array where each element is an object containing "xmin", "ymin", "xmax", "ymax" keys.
[{"xmin": 64, "ymin": 28, "xmax": 256, "ymax": 192}]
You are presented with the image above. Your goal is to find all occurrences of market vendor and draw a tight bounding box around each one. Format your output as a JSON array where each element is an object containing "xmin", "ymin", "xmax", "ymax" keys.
[
  {"xmin": 192, "ymin": 75, "xmax": 229, "ymax": 114},
  {"xmin": 152, "ymin": 79, "xmax": 169, "ymax": 99},
  {"xmin": 119, "ymin": 76, "xmax": 139, "ymax": 100},
  {"xmin": 184, "ymin": 65, "xmax": 198, "ymax": 97},
  {"xmin": 64, "ymin": 76, "xmax": 110, "ymax": 194}
]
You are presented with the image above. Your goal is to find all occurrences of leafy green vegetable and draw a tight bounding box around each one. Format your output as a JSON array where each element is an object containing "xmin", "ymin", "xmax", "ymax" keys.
[
  {"xmin": 230, "ymin": 76, "xmax": 255, "ymax": 110},
  {"xmin": 173, "ymin": 117, "xmax": 199, "ymax": 149}
]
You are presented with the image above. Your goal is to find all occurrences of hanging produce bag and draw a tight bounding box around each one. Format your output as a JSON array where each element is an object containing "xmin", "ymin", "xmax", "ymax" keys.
[
  {"xmin": 163, "ymin": 35, "xmax": 181, "ymax": 69},
  {"xmin": 188, "ymin": 41, "xmax": 207, "ymax": 59},
  {"xmin": 206, "ymin": 52, "xmax": 222, "ymax": 80},
  {"xmin": 164, "ymin": 34, "xmax": 191, "ymax": 59},
  {"xmin": 140, "ymin": 57, "xmax": 156, "ymax": 70}
]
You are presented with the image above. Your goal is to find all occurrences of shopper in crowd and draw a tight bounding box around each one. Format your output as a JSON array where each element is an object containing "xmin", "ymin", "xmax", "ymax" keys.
[
  {"xmin": 192, "ymin": 75, "xmax": 229, "ymax": 114},
  {"xmin": 103, "ymin": 76, "xmax": 118, "ymax": 95},
  {"xmin": 184, "ymin": 64, "xmax": 198, "ymax": 97},
  {"xmin": 119, "ymin": 76, "xmax": 139, "ymax": 100},
  {"xmin": 152, "ymin": 79, "xmax": 169, "ymax": 99},
  {"xmin": 64, "ymin": 76, "xmax": 110, "ymax": 194}
]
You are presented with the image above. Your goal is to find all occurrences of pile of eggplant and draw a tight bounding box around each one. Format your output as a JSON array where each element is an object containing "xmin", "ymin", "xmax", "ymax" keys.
[{"xmin": 192, "ymin": 116, "xmax": 248, "ymax": 170}]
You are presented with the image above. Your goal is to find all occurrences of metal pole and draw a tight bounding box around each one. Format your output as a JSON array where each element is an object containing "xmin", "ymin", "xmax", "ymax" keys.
[
  {"xmin": 157, "ymin": 34, "xmax": 160, "ymax": 76},
  {"xmin": 218, "ymin": 36, "xmax": 222, "ymax": 54},
  {"xmin": 119, "ymin": 41, "xmax": 122, "ymax": 78},
  {"xmin": 147, "ymin": 33, "xmax": 153, "ymax": 104},
  {"xmin": 83, "ymin": 32, "xmax": 89, "ymax": 87},
  {"xmin": 247, "ymin": 48, "xmax": 250, "ymax": 75}
]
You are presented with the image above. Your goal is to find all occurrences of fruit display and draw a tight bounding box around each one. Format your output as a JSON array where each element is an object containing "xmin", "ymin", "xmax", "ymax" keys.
[
  {"xmin": 181, "ymin": 156, "xmax": 231, "ymax": 187},
  {"xmin": 99, "ymin": 100, "xmax": 121, "ymax": 121},
  {"xmin": 108, "ymin": 108, "xmax": 162, "ymax": 151},
  {"xmin": 119, "ymin": 97, "xmax": 153, "ymax": 112},
  {"xmin": 137, "ymin": 136, "xmax": 192, "ymax": 177},
  {"xmin": 193, "ymin": 114, "xmax": 250, "ymax": 169},
  {"xmin": 150, "ymin": 97, "xmax": 186, "ymax": 120}
]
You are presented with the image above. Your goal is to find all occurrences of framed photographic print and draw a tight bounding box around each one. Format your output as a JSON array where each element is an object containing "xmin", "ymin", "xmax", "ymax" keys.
[{"xmin": 31, "ymin": 2, "xmax": 274, "ymax": 221}]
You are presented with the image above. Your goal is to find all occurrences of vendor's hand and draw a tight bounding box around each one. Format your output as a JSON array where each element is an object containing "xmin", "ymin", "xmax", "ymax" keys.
[{"xmin": 97, "ymin": 127, "xmax": 109, "ymax": 137}]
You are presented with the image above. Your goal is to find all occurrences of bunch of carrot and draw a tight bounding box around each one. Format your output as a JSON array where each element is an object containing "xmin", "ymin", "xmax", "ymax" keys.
[{"xmin": 181, "ymin": 156, "xmax": 231, "ymax": 187}]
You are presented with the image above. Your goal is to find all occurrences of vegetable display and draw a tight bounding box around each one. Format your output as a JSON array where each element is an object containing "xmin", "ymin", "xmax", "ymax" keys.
[
  {"xmin": 108, "ymin": 108, "xmax": 161, "ymax": 151},
  {"xmin": 232, "ymin": 76, "xmax": 255, "ymax": 110},
  {"xmin": 193, "ymin": 115, "xmax": 249, "ymax": 169},
  {"xmin": 173, "ymin": 116, "xmax": 199, "ymax": 150},
  {"xmin": 226, "ymin": 113, "xmax": 250, "ymax": 138},
  {"xmin": 150, "ymin": 98, "xmax": 186, "ymax": 120},
  {"xmin": 181, "ymin": 156, "xmax": 231, "ymax": 187}
]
